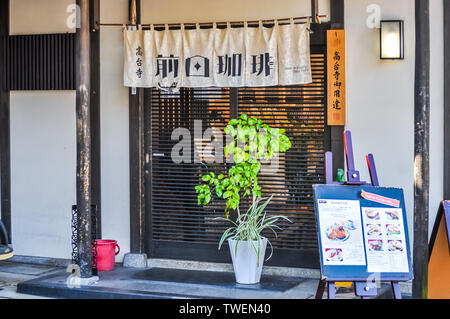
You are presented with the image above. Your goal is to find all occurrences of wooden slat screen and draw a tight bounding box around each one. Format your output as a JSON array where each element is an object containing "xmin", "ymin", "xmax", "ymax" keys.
[
  {"xmin": 3, "ymin": 33, "xmax": 75, "ymax": 91},
  {"xmin": 237, "ymin": 53, "xmax": 327, "ymax": 251},
  {"xmin": 146, "ymin": 48, "xmax": 327, "ymax": 268},
  {"xmin": 149, "ymin": 88, "xmax": 231, "ymax": 242}
]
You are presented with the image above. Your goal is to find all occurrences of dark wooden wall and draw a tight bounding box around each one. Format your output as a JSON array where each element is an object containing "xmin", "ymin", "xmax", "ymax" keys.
[{"xmin": 4, "ymin": 34, "xmax": 75, "ymax": 91}]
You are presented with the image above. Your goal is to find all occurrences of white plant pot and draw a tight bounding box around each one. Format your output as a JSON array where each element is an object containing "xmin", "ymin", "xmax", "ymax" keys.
[{"xmin": 228, "ymin": 237, "xmax": 267, "ymax": 284}]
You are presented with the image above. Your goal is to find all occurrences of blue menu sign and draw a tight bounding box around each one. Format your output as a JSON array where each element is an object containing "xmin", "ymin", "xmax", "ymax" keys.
[{"xmin": 313, "ymin": 184, "xmax": 413, "ymax": 282}]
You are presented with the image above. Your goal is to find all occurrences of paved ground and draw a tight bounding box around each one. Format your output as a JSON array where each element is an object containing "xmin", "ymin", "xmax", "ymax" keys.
[
  {"xmin": 0, "ymin": 260, "xmax": 410, "ymax": 299},
  {"xmin": 0, "ymin": 261, "xmax": 60, "ymax": 299}
]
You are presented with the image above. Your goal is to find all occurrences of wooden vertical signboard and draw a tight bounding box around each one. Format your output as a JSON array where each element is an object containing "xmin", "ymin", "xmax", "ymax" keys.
[{"xmin": 327, "ymin": 30, "xmax": 346, "ymax": 126}]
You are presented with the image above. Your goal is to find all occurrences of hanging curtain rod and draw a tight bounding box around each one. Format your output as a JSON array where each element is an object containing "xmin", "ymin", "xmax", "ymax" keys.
[{"xmin": 99, "ymin": 14, "xmax": 327, "ymax": 28}]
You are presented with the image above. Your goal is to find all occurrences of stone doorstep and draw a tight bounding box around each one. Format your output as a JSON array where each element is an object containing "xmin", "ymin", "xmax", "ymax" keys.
[
  {"xmin": 16, "ymin": 267, "xmax": 316, "ymax": 299},
  {"xmin": 15, "ymin": 269, "xmax": 393, "ymax": 299},
  {"xmin": 147, "ymin": 258, "xmax": 322, "ymax": 279},
  {"xmin": 5, "ymin": 256, "xmax": 411, "ymax": 298},
  {"xmin": 7, "ymin": 254, "xmax": 321, "ymax": 279},
  {"xmin": 11, "ymin": 264, "xmax": 397, "ymax": 299}
]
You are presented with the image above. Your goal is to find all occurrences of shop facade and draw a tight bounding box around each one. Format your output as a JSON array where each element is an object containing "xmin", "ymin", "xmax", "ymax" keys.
[{"xmin": 0, "ymin": 0, "xmax": 447, "ymax": 296}]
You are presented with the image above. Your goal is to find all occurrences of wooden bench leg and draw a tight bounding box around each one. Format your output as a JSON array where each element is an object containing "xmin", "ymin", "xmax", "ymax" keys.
[
  {"xmin": 392, "ymin": 281, "xmax": 402, "ymax": 299},
  {"xmin": 315, "ymin": 279, "xmax": 327, "ymax": 299},
  {"xmin": 328, "ymin": 281, "xmax": 336, "ymax": 299}
]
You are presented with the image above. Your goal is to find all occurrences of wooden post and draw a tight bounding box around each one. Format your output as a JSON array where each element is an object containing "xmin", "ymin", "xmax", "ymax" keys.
[
  {"xmin": 130, "ymin": 0, "xmax": 137, "ymax": 25},
  {"xmin": 0, "ymin": 0, "xmax": 11, "ymax": 243},
  {"xmin": 444, "ymin": 0, "xmax": 450, "ymax": 200},
  {"xmin": 311, "ymin": 0, "xmax": 319, "ymax": 23},
  {"xmin": 331, "ymin": 0, "xmax": 345, "ymax": 29},
  {"xmin": 76, "ymin": 0, "xmax": 93, "ymax": 278},
  {"xmin": 413, "ymin": 0, "xmax": 430, "ymax": 299},
  {"xmin": 90, "ymin": 0, "xmax": 101, "ymax": 237},
  {"xmin": 329, "ymin": 0, "xmax": 345, "ymax": 180},
  {"xmin": 128, "ymin": 0, "xmax": 146, "ymax": 254}
]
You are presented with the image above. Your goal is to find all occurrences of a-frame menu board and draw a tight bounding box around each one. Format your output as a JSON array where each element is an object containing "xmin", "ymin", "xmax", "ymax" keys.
[
  {"xmin": 428, "ymin": 201, "xmax": 450, "ymax": 299},
  {"xmin": 314, "ymin": 184, "xmax": 413, "ymax": 282}
]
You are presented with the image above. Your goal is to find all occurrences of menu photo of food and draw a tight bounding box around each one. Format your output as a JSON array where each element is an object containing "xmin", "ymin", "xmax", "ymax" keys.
[
  {"xmin": 386, "ymin": 223, "xmax": 401, "ymax": 236},
  {"xmin": 385, "ymin": 210, "xmax": 400, "ymax": 221},
  {"xmin": 368, "ymin": 239, "xmax": 383, "ymax": 252},
  {"xmin": 362, "ymin": 207, "xmax": 410, "ymax": 273},
  {"xmin": 388, "ymin": 240, "xmax": 404, "ymax": 252},
  {"xmin": 325, "ymin": 248, "xmax": 344, "ymax": 262},
  {"xmin": 318, "ymin": 200, "xmax": 367, "ymax": 266},
  {"xmin": 365, "ymin": 209, "xmax": 380, "ymax": 220},
  {"xmin": 366, "ymin": 224, "xmax": 382, "ymax": 237},
  {"xmin": 326, "ymin": 220, "xmax": 356, "ymax": 242}
]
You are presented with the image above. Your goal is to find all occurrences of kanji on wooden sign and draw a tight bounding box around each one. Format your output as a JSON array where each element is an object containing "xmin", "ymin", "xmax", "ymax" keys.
[{"xmin": 327, "ymin": 30, "xmax": 346, "ymax": 126}]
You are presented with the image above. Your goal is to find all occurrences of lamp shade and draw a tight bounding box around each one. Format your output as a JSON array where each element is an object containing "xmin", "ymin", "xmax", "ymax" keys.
[{"xmin": 380, "ymin": 20, "xmax": 404, "ymax": 60}]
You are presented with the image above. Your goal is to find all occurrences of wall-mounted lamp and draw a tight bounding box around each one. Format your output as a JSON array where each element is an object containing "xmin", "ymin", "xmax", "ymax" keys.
[{"xmin": 380, "ymin": 20, "xmax": 404, "ymax": 60}]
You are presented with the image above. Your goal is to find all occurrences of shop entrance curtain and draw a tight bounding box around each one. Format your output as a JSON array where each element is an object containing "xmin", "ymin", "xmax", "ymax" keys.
[{"xmin": 124, "ymin": 20, "xmax": 312, "ymax": 90}]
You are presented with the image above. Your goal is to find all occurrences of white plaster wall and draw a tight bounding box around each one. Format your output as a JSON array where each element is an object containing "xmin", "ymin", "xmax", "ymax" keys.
[
  {"xmin": 9, "ymin": 0, "xmax": 77, "ymax": 259},
  {"xmin": 10, "ymin": 0, "xmax": 75, "ymax": 35},
  {"xmin": 344, "ymin": 0, "xmax": 444, "ymax": 240},
  {"xmin": 141, "ymin": 0, "xmax": 330, "ymax": 24},
  {"xmin": 429, "ymin": 0, "xmax": 445, "ymax": 236},
  {"xmin": 100, "ymin": 0, "xmax": 130, "ymax": 261},
  {"xmin": 8, "ymin": 0, "xmax": 131, "ymax": 261},
  {"xmin": 10, "ymin": 92, "xmax": 76, "ymax": 259}
]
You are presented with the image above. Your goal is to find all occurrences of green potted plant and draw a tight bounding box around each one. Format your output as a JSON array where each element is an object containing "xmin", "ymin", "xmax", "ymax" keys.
[{"xmin": 195, "ymin": 114, "xmax": 293, "ymax": 284}]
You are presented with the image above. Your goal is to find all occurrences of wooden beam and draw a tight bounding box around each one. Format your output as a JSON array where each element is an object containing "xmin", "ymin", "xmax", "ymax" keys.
[
  {"xmin": 0, "ymin": 0, "xmax": 11, "ymax": 243},
  {"xmin": 90, "ymin": 0, "xmax": 101, "ymax": 238},
  {"xmin": 76, "ymin": 0, "xmax": 93, "ymax": 278},
  {"xmin": 129, "ymin": 0, "xmax": 146, "ymax": 254},
  {"xmin": 329, "ymin": 0, "xmax": 345, "ymax": 179},
  {"xmin": 331, "ymin": 0, "xmax": 345, "ymax": 29},
  {"xmin": 444, "ymin": 0, "xmax": 450, "ymax": 200},
  {"xmin": 311, "ymin": 0, "xmax": 319, "ymax": 23},
  {"xmin": 413, "ymin": 0, "xmax": 430, "ymax": 299}
]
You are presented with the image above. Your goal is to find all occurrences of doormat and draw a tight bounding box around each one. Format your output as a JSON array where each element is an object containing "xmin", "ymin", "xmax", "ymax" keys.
[{"xmin": 131, "ymin": 268, "xmax": 305, "ymax": 292}]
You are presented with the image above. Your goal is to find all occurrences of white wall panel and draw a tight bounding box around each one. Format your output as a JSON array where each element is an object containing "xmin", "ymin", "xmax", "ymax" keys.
[
  {"xmin": 10, "ymin": 92, "xmax": 76, "ymax": 259},
  {"xmin": 141, "ymin": 0, "xmax": 329, "ymax": 24},
  {"xmin": 10, "ymin": 0, "xmax": 75, "ymax": 35},
  {"xmin": 100, "ymin": 0, "xmax": 131, "ymax": 261}
]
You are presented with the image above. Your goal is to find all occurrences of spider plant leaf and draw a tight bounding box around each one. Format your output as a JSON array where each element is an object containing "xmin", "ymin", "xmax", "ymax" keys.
[
  {"xmin": 234, "ymin": 238, "xmax": 241, "ymax": 257},
  {"xmin": 265, "ymin": 239, "xmax": 274, "ymax": 262},
  {"xmin": 213, "ymin": 216, "xmax": 238, "ymax": 227},
  {"xmin": 264, "ymin": 226, "xmax": 279, "ymax": 238},
  {"xmin": 218, "ymin": 228, "xmax": 235, "ymax": 250},
  {"xmin": 255, "ymin": 196, "xmax": 272, "ymax": 219},
  {"xmin": 256, "ymin": 236, "xmax": 261, "ymax": 266}
]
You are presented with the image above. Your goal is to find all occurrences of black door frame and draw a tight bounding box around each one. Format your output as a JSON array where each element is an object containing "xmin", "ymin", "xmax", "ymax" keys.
[{"xmin": 0, "ymin": 0, "xmax": 11, "ymax": 242}]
